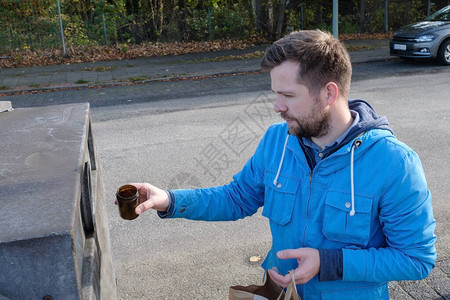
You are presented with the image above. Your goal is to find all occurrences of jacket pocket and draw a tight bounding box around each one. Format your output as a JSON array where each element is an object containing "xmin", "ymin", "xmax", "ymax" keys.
[
  {"xmin": 320, "ymin": 282, "xmax": 388, "ymax": 300},
  {"xmin": 262, "ymin": 172, "xmax": 300, "ymax": 225},
  {"xmin": 322, "ymin": 191, "xmax": 373, "ymax": 246}
]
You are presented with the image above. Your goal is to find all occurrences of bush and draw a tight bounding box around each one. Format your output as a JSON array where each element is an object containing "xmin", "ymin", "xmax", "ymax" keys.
[
  {"xmin": 340, "ymin": 15, "xmax": 359, "ymax": 34},
  {"xmin": 186, "ymin": 9, "xmax": 209, "ymax": 41},
  {"xmin": 210, "ymin": 5, "xmax": 253, "ymax": 39},
  {"xmin": 64, "ymin": 15, "xmax": 91, "ymax": 46},
  {"xmin": 185, "ymin": 6, "xmax": 253, "ymax": 41}
]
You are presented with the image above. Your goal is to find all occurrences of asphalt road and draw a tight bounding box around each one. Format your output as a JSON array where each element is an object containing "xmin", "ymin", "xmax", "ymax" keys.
[
  {"xmin": 3, "ymin": 58, "xmax": 449, "ymax": 109},
  {"xmin": 88, "ymin": 64, "xmax": 450, "ymax": 299},
  {"xmin": 2, "ymin": 58, "xmax": 449, "ymax": 299}
]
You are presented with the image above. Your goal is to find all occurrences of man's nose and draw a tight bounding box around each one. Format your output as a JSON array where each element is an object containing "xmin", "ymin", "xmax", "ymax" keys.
[{"xmin": 274, "ymin": 96, "xmax": 287, "ymax": 113}]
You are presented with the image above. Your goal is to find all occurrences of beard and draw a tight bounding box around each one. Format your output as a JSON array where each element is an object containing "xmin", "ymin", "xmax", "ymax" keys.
[{"xmin": 282, "ymin": 98, "xmax": 330, "ymax": 138}]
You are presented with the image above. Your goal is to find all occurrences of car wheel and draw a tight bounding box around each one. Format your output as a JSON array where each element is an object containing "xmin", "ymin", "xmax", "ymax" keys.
[{"xmin": 437, "ymin": 39, "xmax": 450, "ymax": 66}]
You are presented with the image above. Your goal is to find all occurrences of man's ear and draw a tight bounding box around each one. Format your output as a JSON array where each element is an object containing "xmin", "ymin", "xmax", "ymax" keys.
[{"xmin": 324, "ymin": 82, "xmax": 339, "ymax": 106}]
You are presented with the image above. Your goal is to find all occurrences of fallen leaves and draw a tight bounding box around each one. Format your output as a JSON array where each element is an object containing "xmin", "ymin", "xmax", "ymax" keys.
[
  {"xmin": 339, "ymin": 32, "xmax": 392, "ymax": 41},
  {"xmin": 0, "ymin": 38, "xmax": 267, "ymax": 69},
  {"xmin": 0, "ymin": 33, "xmax": 393, "ymax": 69},
  {"xmin": 249, "ymin": 256, "xmax": 262, "ymax": 263}
]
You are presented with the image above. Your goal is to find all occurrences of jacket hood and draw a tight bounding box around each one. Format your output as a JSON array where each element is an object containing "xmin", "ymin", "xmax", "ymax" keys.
[
  {"xmin": 299, "ymin": 99, "xmax": 392, "ymax": 163},
  {"xmin": 321, "ymin": 98, "xmax": 393, "ymax": 171},
  {"xmin": 346, "ymin": 99, "xmax": 393, "ymax": 142},
  {"xmin": 273, "ymin": 100, "xmax": 392, "ymax": 187}
]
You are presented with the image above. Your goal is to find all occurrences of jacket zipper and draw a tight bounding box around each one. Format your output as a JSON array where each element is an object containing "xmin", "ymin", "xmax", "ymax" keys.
[
  {"xmin": 300, "ymin": 170, "xmax": 313, "ymax": 300},
  {"xmin": 302, "ymin": 170, "xmax": 313, "ymax": 247}
]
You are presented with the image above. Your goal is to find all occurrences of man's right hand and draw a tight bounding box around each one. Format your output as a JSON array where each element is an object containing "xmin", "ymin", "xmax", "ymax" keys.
[{"xmin": 130, "ymin": 183, "xmax": 170, "ymax": 214}]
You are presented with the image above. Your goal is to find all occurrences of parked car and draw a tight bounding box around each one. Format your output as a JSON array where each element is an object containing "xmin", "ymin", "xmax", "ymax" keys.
[{"xmin": 390, "ymin": 5, "xmax": 450, "ymax": 65}]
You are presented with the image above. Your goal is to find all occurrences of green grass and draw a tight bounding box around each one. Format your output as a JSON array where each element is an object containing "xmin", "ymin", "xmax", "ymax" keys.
[
  {"xmin": 0, "ymin": 85, "xmax": 8, "ymax": 91},
  {"xmin": 76, "ymin": 79, "xmax": 90, "ymax": 84},
  {"xmin": 29, "ymin": 83, "xmax": 40, "ymax": 88},
  {"xmin": 178, "ymin": 51, "xmax": 265, "ymax": 64},
  {"xmin": 128, "ymin": 75, "xmax": 147, "ymax": 82},
  {"xmin": 84, "ymin": 65, "xmax": 116, "ymax": 72},
  {"xmin": 345, "ymin": 44, "xmax": 374, "ymax": 51}
]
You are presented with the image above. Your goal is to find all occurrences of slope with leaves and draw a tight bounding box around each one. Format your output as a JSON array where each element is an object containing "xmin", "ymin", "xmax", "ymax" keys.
[{"xmin": 0, "ymin": 33, "xmax": 391, "ymax": 69}]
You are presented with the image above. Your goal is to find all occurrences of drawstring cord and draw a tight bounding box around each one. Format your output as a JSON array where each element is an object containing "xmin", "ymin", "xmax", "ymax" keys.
[
  {"xmin": 273, "ymin": 132, "xmax": 290, "ymax": 188},
  {"xmin": 272, "ymin": 132, "xmax": 362, "ymax": 218},
  {"xmin": 350, "ymin": 139, "xmax": 362, "ymax": 216}
]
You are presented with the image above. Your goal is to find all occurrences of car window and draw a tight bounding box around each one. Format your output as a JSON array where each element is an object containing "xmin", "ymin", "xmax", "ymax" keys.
[{"xmin": 427, "ymin": 6, "xmax": 450, "ymax": 21}]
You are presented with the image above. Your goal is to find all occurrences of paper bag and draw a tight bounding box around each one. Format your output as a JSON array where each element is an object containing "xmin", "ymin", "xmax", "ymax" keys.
[{"xmin": 229, "ymin": 271, "xmax": 300, "ymax": 300}]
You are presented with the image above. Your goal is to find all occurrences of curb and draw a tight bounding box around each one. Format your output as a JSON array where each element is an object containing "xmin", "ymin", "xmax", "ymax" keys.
[
  {"xmin": 0, "ymin": 69, "xmax": 265, "ymax": 96},
  {"xmin": 0, "ymin": 55, "xmax": 398, "ymax": 96}
]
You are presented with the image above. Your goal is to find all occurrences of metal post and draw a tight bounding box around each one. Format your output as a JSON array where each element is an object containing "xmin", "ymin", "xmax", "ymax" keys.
[
  {"xmin": 57, "ymin": 0, "xmax": 66, "ymax": 56},
  {"xmin": 332, "ymin": 0, "xmax": 338, "ymax": 37},
  {"xmin": 208, "ymin": 7, "xmax": 212, "ymax": 41},
  {"xmin": 300, "ymin": 4, "xmax": 304, "ymax": 30},
  {"xmin": 384, "ymin": 0, "xmax": 388, "ymax": 33},
  {"xmin": 427, "ymin": 0, "xmax": 432, "ymax": 17},
  {"xmin": 102, "ymin": 11, "xmax": 108, "ymax": 45},
  {"xmin": 10, "ymin": 27, "xmax": 15, "ymax": 49}
]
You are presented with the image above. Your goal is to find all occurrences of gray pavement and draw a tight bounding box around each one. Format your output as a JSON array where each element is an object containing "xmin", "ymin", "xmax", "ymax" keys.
[
  {"xmin": 0, "ymin": 39, "xmax": 394, "ymax": 95},
  {"xmin": 1, "ymin": 38, "xmax": 449, "ymax": 299}
]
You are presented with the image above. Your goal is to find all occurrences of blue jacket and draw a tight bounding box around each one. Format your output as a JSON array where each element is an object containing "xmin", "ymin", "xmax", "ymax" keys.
[{"xmin": 168, "ymin": 100, "xmax": 436, "ymax": 299}]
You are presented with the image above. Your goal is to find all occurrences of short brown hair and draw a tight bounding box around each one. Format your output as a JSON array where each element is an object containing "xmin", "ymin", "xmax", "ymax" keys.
[{"xmin": 261, "ymin": 30, "xmax": 352, "ymax": 98}]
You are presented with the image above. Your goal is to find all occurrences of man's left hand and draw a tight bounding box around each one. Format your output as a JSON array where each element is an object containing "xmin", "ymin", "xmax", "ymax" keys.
[{"xmin": 267, "ymin": 248, "xmax": 320, "ymax": 287}]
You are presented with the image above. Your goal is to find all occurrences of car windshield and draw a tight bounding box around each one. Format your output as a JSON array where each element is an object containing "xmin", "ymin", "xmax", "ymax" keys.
[{"xmin": 426, "ymin": 5, "xmax": 450, "ymax": 21}]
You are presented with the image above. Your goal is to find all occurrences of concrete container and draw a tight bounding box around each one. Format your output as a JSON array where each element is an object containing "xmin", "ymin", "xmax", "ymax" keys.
[{"xmin": 0, "ymin": 102, "xmax": 116, "ymax": 299}]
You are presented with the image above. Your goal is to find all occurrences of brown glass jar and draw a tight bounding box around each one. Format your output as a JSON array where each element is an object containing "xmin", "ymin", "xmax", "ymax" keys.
[{"xmin": 116, "ymin": 184, "xmax": 139, "ymax": 220}]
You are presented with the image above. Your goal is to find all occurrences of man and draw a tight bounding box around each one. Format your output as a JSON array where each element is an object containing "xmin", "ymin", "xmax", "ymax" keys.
[{"xmin": 131, "ymin": 30, "xmax": 436, "ymax": 299}]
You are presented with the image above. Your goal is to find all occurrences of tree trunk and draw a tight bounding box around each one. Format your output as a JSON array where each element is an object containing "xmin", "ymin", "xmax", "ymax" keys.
[
  {"xmin": 252, "ymin": 0, "xmax": 265, "ymax": 33},
  {"xmin": 159, "ymin": 0, "xmax": 164, "ymax": 37},
  {"xmin": 85, "ymin": 0, "xmax": 94, "ymax": 22},
  {"xmin": 268, "ymin": 0, "xmax": 274, "ymax": 37},
  {"xmin": 125, "ymin": 0, "xmax": 139, "ymax": 15},
  {"xmin": 406, "ymin": 0, "xmax": 411, "ymax": 24},
  {"xmin": 360, "ymin": 0, "xmax": 365, "ymax": 32},
  {"xmin": 276, "ymin": 0, "xmax": 286, "ymax": 39},
  {"xmin": 148, "ymin": 0, "xmax": 164, "ymax": 39},
  {"xmin": 314, "ymin": 0, "xmax": 323, "ymax": 26},
  {"xmin": 178, "ymin": 0, "xmax": 186, "ymax": 40}
]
